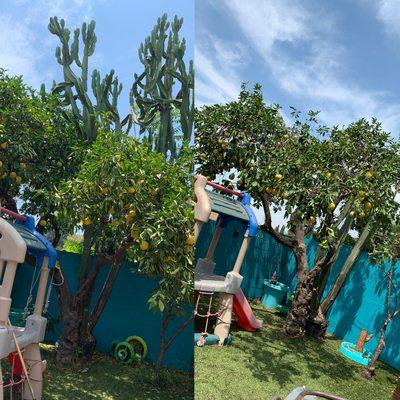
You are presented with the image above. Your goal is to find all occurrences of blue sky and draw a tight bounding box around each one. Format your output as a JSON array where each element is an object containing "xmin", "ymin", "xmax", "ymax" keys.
[
  {"xmin": 196, "ymin": 0, "xmax": 400, "ymax": 139},
  {"xmin": 0, "ymin": 0, "xmax": 194, "ymax": 118}
]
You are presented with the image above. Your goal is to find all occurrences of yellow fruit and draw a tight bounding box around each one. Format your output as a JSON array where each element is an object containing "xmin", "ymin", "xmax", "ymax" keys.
[
  {"xmin": 139, "ymin": 179, "xmax": 145, "ymax": 185},
  {"xmin": 326, "ymin": 172, "xmax": 332, "ymax": 179},
  {"xmin": 9, "ymin": 172, "xmax": 17, "ymax": 179},
  {"xmin": 82, "ymin": 217, "xmax": 92, "ymax": 226},
  {"xmin": 328, "ymin": 202, "xmax": 335, "ymax": 212},
  {"xmin": 56, "ymin": 161, "xmax": 63, "ymax": 168},
  {"xmin": 199, "ymin": 153, "xmax": 207, "ymax": 160},
  {"xmin": 129, "ymin": 208, "xmax": 137, "ymax": 218},
  {"xmin": 349, "ymin": 211, "xmax": 356, "ymax": 219},
  {"xmin": 15, "ymin": 176, "xmax": 22, "ymax": 184},
  {"xmin": 150, "ymin": 188, "xmax": 158, "ymax": 196},
  {"xmin": 308, "ymin": 216, "xmax": 316, "ymax": 224},
  {"xmin": 275, "ymin": 173, "xmax": 283, "ymax": 181},
  {"xmin": 20, "ymin": 162, "xmax": 27, "ymax": 170},
  {"xmin": 365, "ymin": 171, "xmax": 373, "ymax": 180},
  {"xmin": 364, "ymin": 202, "xmax": 372, "ymax": 212},
  {"xmin": 128, "ymin": 187, "xmax": 136, "ymax": 194},
  {"xmin": 139, "ymin": 241, "xmax": 149, "ymax": 251},
  {"xmin": 101, "ymin": 187, "xmax": 109, "ymax": 195},
  {"xmin": 131, "ymin": 229, "xmax": 140, "ymax": 240},
  {"xmin": 186, "ymin": 235, "xmax": 195, "ymax": 245},
  {"xmin": 1, "ymin": 142, "xmax": 8, "ymax": 150},
  {"xmin": 359, "ymin": 211, "xmax": 366, "ymax": 219},
  {"xmin": 283, "ymin": 134, "xmax": 289, "ymax": 140},
  {"xmin": 220, "ymin": 142, "xmax": 227, "ymax": 150},
  {"xmin": 282, "ymin": 192, "xmax": 289, "ymax": 200},
  {"xmin": 39, "ymin": 220, "xmax": 47, "ymax": 227}
]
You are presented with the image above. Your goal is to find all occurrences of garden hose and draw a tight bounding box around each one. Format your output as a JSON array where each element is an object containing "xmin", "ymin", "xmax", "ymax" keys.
[{"xmin": 125, "ymin": 335, "xmax": 148, "ymax": 359}]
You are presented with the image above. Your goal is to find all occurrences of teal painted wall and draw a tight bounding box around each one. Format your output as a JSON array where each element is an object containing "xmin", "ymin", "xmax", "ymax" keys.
[
  {"xmin": 11, "ymin": 251, "xmax": 193, "ymax": 370},
  {"xmin": 196, "ymin": 221, "xmax": 400, "ymax": 371}
]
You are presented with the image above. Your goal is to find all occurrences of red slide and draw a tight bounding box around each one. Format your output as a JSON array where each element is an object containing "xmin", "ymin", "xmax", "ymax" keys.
[{"xmin": 233, "ymin": 289, "xmax": 263, "ymax": 331}]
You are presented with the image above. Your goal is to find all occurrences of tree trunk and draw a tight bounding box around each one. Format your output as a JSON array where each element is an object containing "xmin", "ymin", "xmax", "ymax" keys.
[
  {"xmin": 53, "ymin": 258, "xmax": 106, "ymax": 366},
  {"xmin": 283, "ymin": 224, "xmax": 310, "ymax": 337},
  {"xmin": 81, "ymin": 255, "xmax": 125, "ymax": 358},
  {"xmin": 155, "ymin": 311, "xmax": 194, "ymax": 370},
  {"xmin": 320, "ymin": 221, "xmax": 374, "ymax": 315},
  {"xmin": 53, "ymin": 268, "xmax": 80, "ymax": 366},
  {"xmin": 155, "ymin": 310, "xmax": 169, "ymax": 371},
  {"xmin": 363, "ymin": 320, "xmax": 389, "ymax": 379}
]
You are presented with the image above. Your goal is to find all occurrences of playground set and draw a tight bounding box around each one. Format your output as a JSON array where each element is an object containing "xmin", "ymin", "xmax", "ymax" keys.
[
  {"xmin": 193, "ymin": 175, "xmax": 262, "ymax": 346},
  {"xmin": 0, "ymin": 207, "xmax": 56, "ymax": 400}
]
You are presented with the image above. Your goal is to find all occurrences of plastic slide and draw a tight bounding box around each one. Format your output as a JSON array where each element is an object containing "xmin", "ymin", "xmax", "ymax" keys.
[{"xmin": 233, "ymin": 289, "xmax": 263, "ymax": 331}]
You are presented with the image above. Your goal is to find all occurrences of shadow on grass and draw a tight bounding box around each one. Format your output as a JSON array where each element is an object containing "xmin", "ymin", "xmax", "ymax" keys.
[
  {"xmin": 231, "ymin": 306, "xmax": 397, "ymax": 389},
  {"xmin": 24, "ymin": 345, "xmax": 195, "ymax": 400}
]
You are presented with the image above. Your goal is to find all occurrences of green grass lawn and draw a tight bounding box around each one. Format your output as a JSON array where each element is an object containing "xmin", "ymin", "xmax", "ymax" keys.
[
  {"xmin": 195, "ymin": 305, "xmax": 398, "ymax": 400},
  {"xmin": 5, "ymin": 345, "xmax": 193, "ymax": 400}
]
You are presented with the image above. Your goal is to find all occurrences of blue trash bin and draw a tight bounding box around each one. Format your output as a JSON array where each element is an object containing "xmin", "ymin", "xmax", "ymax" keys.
[{"xmin": 261, "ymin": 280, "xmax": 289, "ymax": 308}]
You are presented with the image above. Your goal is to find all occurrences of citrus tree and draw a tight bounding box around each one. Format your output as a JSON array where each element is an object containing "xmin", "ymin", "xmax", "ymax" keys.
[
  {"xmin": 49, "ymin": 130, "xmax": 193, "ymax": 365},
  {"xmin": 195, "ymin": 84, "xmax": 400, "ymax": 338},
  {"xmin": 0, "ymin": 69, "xmax": 82, "ymax": 224}
]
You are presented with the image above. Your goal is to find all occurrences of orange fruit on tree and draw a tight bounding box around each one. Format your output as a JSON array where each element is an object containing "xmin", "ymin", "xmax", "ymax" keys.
[
  {"xmin": 186, "ymin": 235, "xmax": 195, "ymax": 245},
  {"xmin": 328, "ymin": 202, "xmax": 335, "ymax": 212},
  {"xmin": 15, "ymin": 176, "xmax": 22, "ymax": 184},
  {"xmin": 358, "ymin": 211, "xmax": 366, "ymax": 219},
  {"xmin": 56, "ymin": 161, "xmax": 63, "ymax": 168},
  {"xmin": 128, "ymin": 187, "xmax": 136, "ymax": 194},
  {"xmin": 364, "ymin": 202, "xmax": 372, "ymax": 212},
  {"xmin": 39, "ymin": 220, "xmax": 47, "ymax": 227},
  {"xmin": 349, "ymin": 211, "xmax": 356, "ymax": 219},
  {"xmin": 139, "ymin": 241, "xmax": 149, "ymax": 251},
  {"xmin": 9, "ymin": 172, "xmax": 17, "ymax": 179},
  {"xmin": 82, "ymin": 217, "xmax": 92, "ymax": 226},
  {"xmin": 275, "ymin": 173, "xmax": 283, "ymax": 181},
  {"xmin": 1, "ymin": 142, "xmax": 8, "ymax": 150}
]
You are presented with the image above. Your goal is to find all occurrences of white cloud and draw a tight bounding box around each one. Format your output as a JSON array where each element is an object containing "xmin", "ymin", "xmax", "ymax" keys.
[
  {"xmin": 195, "ymin": 33, "xmax": 248, "ymax": 106},
  {"xmin": 0, "ymin": 0, "xmax": 99, "ymax": 88},
  {"xmin": 206, "ymin": 0, "xmax": 400, "ymax": 137},
  {"xmin": 376, "ymin": 0, "xmax": 400, "ymax": 39}
]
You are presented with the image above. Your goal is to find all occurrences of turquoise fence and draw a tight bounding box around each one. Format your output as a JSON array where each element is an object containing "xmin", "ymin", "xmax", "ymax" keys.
[
  {"xmin": 196, "ymin": 221, "xmax": 400, "ymax": 371},
  {"xmin": 10, "ymin": 251, "xmax": 193, "ymax": 370}
]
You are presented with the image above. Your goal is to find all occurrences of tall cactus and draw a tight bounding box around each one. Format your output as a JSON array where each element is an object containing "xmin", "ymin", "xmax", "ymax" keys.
[
  {"xmin": 47, "ymin": 17, "xmax": 124, "ymax": 142},
  {"xmin": 130, "ymin": 14, "xmax": 194, "ymax": 158}
]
